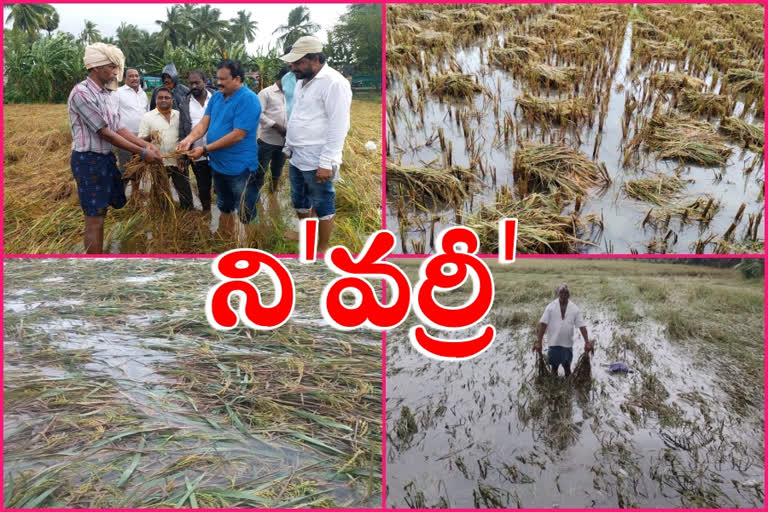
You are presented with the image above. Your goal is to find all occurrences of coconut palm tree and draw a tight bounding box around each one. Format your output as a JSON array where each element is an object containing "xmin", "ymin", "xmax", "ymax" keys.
[
  {"xmin": 273, "ymin": 6, "xmax": 320, "ymax": 54},
  {"xmin": 42, "ymin": 9, "xmax": 59, "ymax": 37},
  {"xmin": 4, "ymin": 4, "xmax": 55, "ymax": 37},
  {"xmin": 116, "ymin": 22, "xmax": 143, "ymax": 69},
  {"xmin": 189, "ymin": 5, "xmax": 228, "ymax": 46},
  {"xmin": 79, "ymin": 20, "xmax": 100, "ymax": 45},
  {"xmin": 229, "ymin": 10, "xmax": 258, "ymax": 46},
  {"xmin": 155, "ymin": 5, "xmax": 186, "ymax": 47}
]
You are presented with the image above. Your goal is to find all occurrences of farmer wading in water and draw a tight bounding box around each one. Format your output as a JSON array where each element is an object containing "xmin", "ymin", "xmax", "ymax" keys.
[
  {"xmin": 67, "ymin": 43, "xmax": 162, "ymax": 253},
  {"xmin": 533, "ymin": 283, "xmax": 593, "ymax": 376}
]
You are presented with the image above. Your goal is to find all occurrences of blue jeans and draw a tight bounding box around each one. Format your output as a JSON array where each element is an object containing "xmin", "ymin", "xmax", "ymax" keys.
[
  {"xmin": 548, "ymin": 346, "xmax": 573, "ymax": 368},
  {"xmin": 212, "ymin": 169, "xmax": 263, "ymax": 224},
  {"xmin": 288, "ymin": 164, "xmax": 335, "ymax": 219}
]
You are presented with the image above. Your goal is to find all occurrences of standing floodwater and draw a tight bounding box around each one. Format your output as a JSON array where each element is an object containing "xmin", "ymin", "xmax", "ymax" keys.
[{"xmin": 386, "ymin": 4, "xmax": 764, "ymax": 254}]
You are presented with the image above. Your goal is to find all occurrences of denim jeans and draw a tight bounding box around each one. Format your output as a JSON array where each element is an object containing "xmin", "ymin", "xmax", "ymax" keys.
[
  {"xmin": 288, "ymin": 164, "xmax": 336, "ymax": 219},
  {"xmin": 212, "ymin": 168, "xmax": 263, "ymax": 223},
  {"xmin": 257, "ymin": 138, "xmax": 286, "ymax": 180}
]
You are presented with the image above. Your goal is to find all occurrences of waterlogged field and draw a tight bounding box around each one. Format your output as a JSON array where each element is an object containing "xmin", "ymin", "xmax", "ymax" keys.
[
  {"xmin": 386, "ymin": 259, "xmax": 764, "ymax": 508},
  {"xmin": 386, "ymin": 4, "xmax": 764, "ymax": 254},
  {"xmin": 4, "ymin": 93, "xmax": 381, "ymax": 254},
  {"xmin": 3, "ymin": 259, "xmax": 381, "ymax": 508}
]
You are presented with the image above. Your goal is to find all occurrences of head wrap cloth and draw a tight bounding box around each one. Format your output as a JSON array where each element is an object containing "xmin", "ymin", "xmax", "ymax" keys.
[{"xmin": 83, "ymin": 43, "xmax": 125, "ymax": 89}]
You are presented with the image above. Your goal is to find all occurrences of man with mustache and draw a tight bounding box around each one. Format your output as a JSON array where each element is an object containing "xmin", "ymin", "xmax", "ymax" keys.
[
  {"xmin": 138, "ymin": 87, "xmax": 193, "ymax": 210},
  {"xmin": 280, "ymin": 36, "xmax": 352, "ymax": 254},
  {"xmin": 178, "ymin": 70, "xmax": 215, "ymax": 213},
  {"xmin": 68, "ymin": 43, "xmax": 162, "ymax": 253},
  {"xmin": 176, "ymin": 59, "xmax": 262, "ymax": 243}
]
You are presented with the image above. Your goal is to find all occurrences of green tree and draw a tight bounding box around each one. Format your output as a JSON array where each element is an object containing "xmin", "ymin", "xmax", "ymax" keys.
[
  {"xmin": 79, "ymin": 20, "xmax": 100, "ymax": 45},
  {"xmin": 189, "ymin": 5, "xmax": 227, "ymax": 45},
  {"xmin": 4, "ymin": 33, "xmax": 84, "ymax": 103},
  {"xmin": 273, "ymin": 6, "xmax": 320, "ymax": 54},
  {"xmin": 155, "ymin": 5, "xmax": 186, "ymax": 47},
  {"xmin": 42, "ymin": 9, "xmax": 59, "ymax": 37},
  {"xmin": 229, "ymin": 10, "xmax": 258, "ymax": 46},
  {"xmin": 116, "ymin": 22, "xmax": 144, "ymax": 69},
  {"xmin": 4, "ymin": 4, "xmax": 55, "ymax": 37},
  {"xmin": 327, "ymin": 4, "xmax": 381, "ymax": 75}
]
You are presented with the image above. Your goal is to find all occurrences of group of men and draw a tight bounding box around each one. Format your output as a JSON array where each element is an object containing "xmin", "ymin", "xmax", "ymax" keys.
[{"xmin": 67, "ymin": 36, "xmax": 352, "ymax": 254}]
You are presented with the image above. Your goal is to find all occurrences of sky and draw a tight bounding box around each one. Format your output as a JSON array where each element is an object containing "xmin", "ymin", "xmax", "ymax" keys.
[{"xmin": 5, "ymin": 3, "xmax": 349, "ymax": 54}]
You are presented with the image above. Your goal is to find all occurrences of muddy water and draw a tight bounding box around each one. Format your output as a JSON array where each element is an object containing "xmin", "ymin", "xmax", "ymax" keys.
[
  {"xmin": 3, "ymin": 259, "xmax": 380, "ymax": 507},
  {"xmin": 387, "ymin": 10, "xmax": 764, "ymax": 254},
  {"xmin": 386, "ymin": 306, "xmax": 764, "ymax": 507}
]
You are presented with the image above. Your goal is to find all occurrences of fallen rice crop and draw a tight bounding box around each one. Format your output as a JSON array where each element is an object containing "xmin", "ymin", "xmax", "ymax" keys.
[{"xmin": 3, "ymin": 258, "xmax": 382, "ymax": 508}]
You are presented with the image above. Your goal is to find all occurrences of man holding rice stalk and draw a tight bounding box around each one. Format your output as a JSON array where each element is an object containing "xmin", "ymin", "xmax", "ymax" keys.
[
  {"xmin": 279, "ymin": 36, "xmax": 352, "ymax": 254},
  {"xmin": 138, "ymin": 87, "xmax": 194, "ymax": 210},
  {"xmin": 534, "ymin": 283, "xmax": 593, "ymax": 377},
  {"xmin": 67, "ymin": 43, "xmax": 163, "ymax": 253},
  {"xmin": 176, "ymin": 59, "xmax": 262, "ymax": 243}
]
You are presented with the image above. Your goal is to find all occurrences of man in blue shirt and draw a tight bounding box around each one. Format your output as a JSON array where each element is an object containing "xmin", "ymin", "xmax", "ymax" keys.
[{"xmin": 176, "ymin": 59, "xmax": 262, "ymax": 242}]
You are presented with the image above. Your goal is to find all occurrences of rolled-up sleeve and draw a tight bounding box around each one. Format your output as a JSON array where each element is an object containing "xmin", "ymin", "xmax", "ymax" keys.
[{"xmin": 318, "ymin": 80, "xmax": 352, "ymax": 169}]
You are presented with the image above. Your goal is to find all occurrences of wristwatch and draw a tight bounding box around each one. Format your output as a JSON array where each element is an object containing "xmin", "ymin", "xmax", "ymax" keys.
[{"xmin": 202, "ymin": 145, "xmax": 208, "ymax": 156}]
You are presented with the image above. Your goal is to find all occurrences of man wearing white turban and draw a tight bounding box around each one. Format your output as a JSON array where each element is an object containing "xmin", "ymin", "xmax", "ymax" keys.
[{"xmin": 68, "ymin": 43, "xmax": 162, "ymax": 253}]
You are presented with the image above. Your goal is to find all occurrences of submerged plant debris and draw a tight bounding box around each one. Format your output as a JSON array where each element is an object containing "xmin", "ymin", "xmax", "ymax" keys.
[
  {"xmin": 387, "ymin": 259, "xmax": 764, "ymax": 508},
  {"xmin": 386, "ymin": 3, "xmax": 764, "ymax": 254},
  {"xmin": 3, "ymin": 259, "xmax": 381, "ymax": 508}
]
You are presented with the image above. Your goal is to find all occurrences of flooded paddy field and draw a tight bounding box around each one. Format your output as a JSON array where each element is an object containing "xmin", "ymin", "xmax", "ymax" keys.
[
  {"xmin": 4, "ymin": 259, "xmax": 381, "ymax": 508},
  {"xmin": 386, "ymin": 259, "xmax": 764, "ymax": 507},
  {"xmin": 386, "ymin": 4, "xmax": 764, "ymax": 254}
]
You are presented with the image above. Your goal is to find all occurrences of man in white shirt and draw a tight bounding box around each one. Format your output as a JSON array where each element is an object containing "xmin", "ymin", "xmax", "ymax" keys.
[
  {"xmin": 534, "ymin": 283, "xmax": 592, "ymax": 377},
  {"xmin": 178, "ymin": 70, "xmax": 214, "ymax": 212},
  {"xmin": 257, "ymin": 67, "xmax": 290, "ymax": 193},
  {"xmin": 137, "ymin": 87, "xmax": 194, "ymax": 210},
  {"xmin": 279, "ymin": 36, "xmax": 352, "ymax": 254},
  {"xmin": 116, "ymin": 68, "xmax": 149, "ymax": 173}
]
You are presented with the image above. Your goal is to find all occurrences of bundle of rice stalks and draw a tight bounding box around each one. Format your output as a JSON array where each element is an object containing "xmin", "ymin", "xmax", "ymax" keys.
[
  {"xmin": 513, "ymin": 143, "xmax": 611, "ymax": 198},
  {"xmin": 123, "ymin": 154, "xmax": 175, "ymax": 210},
  {"xmin": 536, "ymin": 351, "xmax": 550, "ymax": 378},
  {"xmin": 386, "ymin": 162, "xmax": 476, "ymax": 204},
  {"xmin": 465, "ymin": 191, "xmax": 594, "ymax": 254},
  {"xmin": 635, "ymin": 39, "xmax": 687, "ymax": 60},
  {"xmin": 526, "ymin": 63, "xmax": 581, "ymax": 88},
  {"xmin": 507, "ymin": 34, "xmax": 546, "ymax": 50},
  {"xmin": 633, "ymin": 20, "xmax": 668, "ymax": 40},
  {"xmin": 644, "ymin": 196, "xmax": 721, "ymax": 229},
  {"xmin": 624, "ymin": 172, "xmax": 690, "ymax": 205},
  {"xmin": 649, "ymin": 72, "xmax": 706, "ymax": 92},
  {"xmin": 678, "ymin": 89, "xmax": 729, "ymax": 117},
  {"xmin": 414, "ymin": 30, "xmax": 452, "ymax": 48},
  {"xmin": 455, "ymin": 18, "xmax": 497, "ymax": 37},
  {"xmin": 719, "ymin": 117, "xmax": 764, "ymax": 151},
  {"xmin": 488, "ymin": 46, "xmax": 538, "ymax": 70},
  {"xmin": 516, "ymin": 94, "xmax": 592, "ymax": 125},
  {"xmin": 559, "ymin": 35, "xmax": 600, "ymax": 57},
  {"xmin": 428, "ymin": 73, "xmax": 487, "ymax": 99},
  {"xmin": 644, "ymin": 114, "xmax": 732, "ymax": 166},
  {"xmin": 724, "ymin": 68, "xmax": 763, "ymax": 96},
  {"xmin": 571, "ymin": 352, "xmax": 591, "ymax": 385}
]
